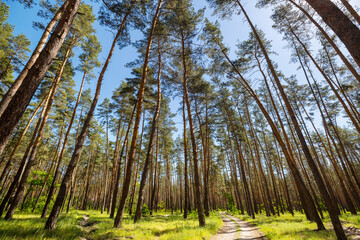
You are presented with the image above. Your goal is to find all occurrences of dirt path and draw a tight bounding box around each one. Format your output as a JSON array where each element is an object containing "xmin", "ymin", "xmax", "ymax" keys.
[
  {"xmin": 227, "ymin": 214, "xmax": 266, "ymax": 240},
  {"xmin": 211, "ymin": 213, "xmax": 240, "ymax": 240},
  {"xmin": 212, "ymin": 213, "xmax": 266, "ymax": 240}
]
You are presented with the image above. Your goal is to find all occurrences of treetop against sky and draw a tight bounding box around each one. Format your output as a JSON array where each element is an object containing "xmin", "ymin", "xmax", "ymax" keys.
[
  {"xmin": 1, "ymin": 1, "xmax": 360, "ymax": 238},
  {"xmin": 5, "ymin": 0, "xmax": 310, "ymax": 139}
]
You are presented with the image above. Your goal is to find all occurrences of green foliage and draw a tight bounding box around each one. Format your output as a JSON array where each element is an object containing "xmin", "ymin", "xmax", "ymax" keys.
[
  {"xmin": 223, "ymin": 192, "xmax": 237, "ymax": 213},
  {"xmin": 21, "ymin": 196, "xmax": 54, "ymax": 214},
  {"xmin": 157, "ymin": 200, "xmax": 166, "ymax": 211},
  {"xmin": 27, "ymin": 170, "xmax": 53, "ymax": 187},
  {"xmin": 0, "ymin": 2, "xmax": 30, "ymax": 96},
  {"xmin": 77, "ymin": 34, "xmax": 101, "ymax": 80},
  {"xmin": 142, "ymin": 203, "xmax": 150, "ymax": 216}
]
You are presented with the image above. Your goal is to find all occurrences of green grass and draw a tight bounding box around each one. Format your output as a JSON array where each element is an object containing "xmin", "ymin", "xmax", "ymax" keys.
[
  {"xmin": 0, "ymin": 211, "xmax": 84, "ymax": 239},
  {"xmin": 0, "ymin": 210, "xmax": 222, "ymax": 240},
  {"xmin": 89, "ymin": 210, "xmax": 222, "ymax": 240},
  {"xmin": 4, "ymin": 208, "xmax": 358, "ymax": 240},
  {"xmin": 232, "ymin": 212, "xmax": 360, "ymax": 240}
]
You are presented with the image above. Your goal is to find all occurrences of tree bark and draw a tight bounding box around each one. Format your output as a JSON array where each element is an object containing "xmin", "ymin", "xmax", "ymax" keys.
[
  {"xmin": 109, "ymin": 105, "xmax": 136, "ymax": 218},
  {"xmin": 180, "ymin": 30, "xmax": 206, "ymax": 226},
  {"xmin": 288, "ymin": 0, "xmax": 360, "ymax": 84},
  {"xmin": 236, "ymin": 2, "xmax": 346, "ymax": 238},
  {"xmin": 113, "ymin": 0, "xmax": 163, "ymax": 227},
  {"xmin": 44, "ymin": 2, "xmax": 135, "ymax": 230},
  {"xmin": 41, "ymin": 69, "xmax": 86, "ymax": 218},
  {"xmin": 0, "ymin": 94, "xmax": 47, "ymax": 188},
  {"xmin": 0, "ymin": 0, "xmax": 70, "ymax": 117},
  {"xmin": 5, "ymin": 43, "xmax": 72, "ymax": 220},
  {"xmin": 304, "ymin": 0, "xmax": 360, "ymax": 68},
  {"xmin": 340, "ymin": 0, "xmax": 360, "ymax": 26},
  {"xmin": 214, "ymin": 35, "xmax": 324, "ymax": 230},
  {"xmin": 0, "ymin": 0, "xmax": 80, "ymax": 156},
  {"xmin": 133, "ymin": 46, "xmax": 162, "ymax": 222}
]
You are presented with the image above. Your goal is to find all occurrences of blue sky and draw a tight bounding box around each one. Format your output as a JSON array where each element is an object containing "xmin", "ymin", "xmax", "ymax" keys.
[{"xmin": 6, "ymin": 0, "xmax": 358, "ymax": 140}]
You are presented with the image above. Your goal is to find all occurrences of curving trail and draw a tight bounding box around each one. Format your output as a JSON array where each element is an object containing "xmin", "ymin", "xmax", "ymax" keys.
[{"xmin": 212, "ymin": 213, "xmax": 266, "ymax": 240}]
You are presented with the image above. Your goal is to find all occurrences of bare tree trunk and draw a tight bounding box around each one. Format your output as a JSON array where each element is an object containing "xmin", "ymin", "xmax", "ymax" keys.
[
  {"xmin": 44, "ymin": 2, "xmax": 136, "ymax": 230},
  {"xmin": 235, "ymin": 2, "xmax": 346, "ymax": 238},
  {"xmin": 32, "ymin": 126, "xmax": 64, "ymax": 212},
  {"xmin": 214, "ymin": 37, "xmax": 324, "ymax": 230},
  {"xmin": 0, "ymin": 0, "xmax": 69, "ymax": 117},
  {"xmin": 109, "ymin": 105, "xmax": 136, "ymax": 218},
  {"xmin": 0, "ymin": 90, "xmax": 51, "ymax": 218},
  {"xmin": 180, "ymin": 29, "xmax": 206, "ymax": 227},
  {"xmin": 150, "ymin": 128, "xmax": 159, "ymax": 215},
  {"xmin": 194, "ymin": 98, "xmax": 210, "ymax": 217},
  {"xmin": 5, "ymin": 43, "xmax": 72, "ymax": 220},
  {"xmin": 134, "ymin": 46, "xmax": 162, "ymax": 222},
  {"xmin": 128, "ymin": 110, "xmax": 146, "ymax": 216},
  {"xmin": 0, "ymin": 95, "xmax": 47, "ymax": 188},
  {"xmin": 41, "ymin": 69, "xmax": 86, "ymax": 218},
  {"xmin": 304, "ymin": 0, "xmax": 360, "ymax": 67},
  {"xmin": 0, "ymin": 0, "xmax": 80, "ymax": 156},
  {"xmin": 289, "ymin": 0, "xmax": 360, "ymax": 83},
  {"xmin": 340, "ymin": 0, "xmax": 360, "ymax": 26},
  {"xmin": 107, "ymin": 112, "xmax": 124, "ymax": 212},
  {"xmin": 182, "ymin": 98, "xmax": 189, "ymax": 219},
  {"xmin": 114, "ymin": 0, "xmax": 163, "ymax": 227}
]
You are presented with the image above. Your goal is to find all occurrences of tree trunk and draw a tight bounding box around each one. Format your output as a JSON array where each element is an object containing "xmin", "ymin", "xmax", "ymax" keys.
[
  {"xmin": 194, "ymin": 98, "xmax": 210, "ymax": 217},
  {"xmin": 182, "ymin": 97, "xmax": 189, "ymax": 219},
  {"xmin": 0, "ymin": 94, "xmax": 46, "ymax": 188},
  {"xmin": 236, "ymin": 2, "xmax": 346, "ymax": 238},
  {"xmin": 289, "ymin": 0, "xmax": 360, "ymax": 84},
  {"xmin": 0, "ymin": 90, "xmax": 51, "ymax": 218},
  {"xmin": 32, "ymin": 126, "xmax": 64, "ymax": 213},
  {"xmin": 180, "ymin": 29, "xmax": 206, "ymax": 227},
  {"xmin": 109, "ymin": 105, "xmax": 136, "ymax": 218},
  {"xmin": 113, "ymin": 0, "xmax": 163, "ymax": 228},
  {"xmin": 107, "ymin": 112, "xmax": 124, "ymax": 212},
  {"xmin": 128, "ymin": 110, "xmax": 146, "ymax": 216},
  {"xmin": 41, "ymin": 62, "xmax": 86, "ymax": 219},
  {"xmin": 150, "ymin": 128, "xmax": 159, "ymax": 215},
  {"xmin": 0, "ymin": 0, "xmax": 80, "ymax": 156},
  {"xmin": 44, "ymin": 2, "xmax": 135, "ymax": 230},
  {"xmin": 0, "ymin": 0, "xmax": 69, "ymax": 117},
  {"xmin": 214, "ymin": 35, "xmax": 324, "ymax": 230},
  {"xmin": 4, "ymin": 43, "xmax": 72, "ymax": 220},
  {"xmin": 133, "ymin": 46, "xmax": 162, "ymax": 222},
  {"xmin": 340, "ymin": 0, "xmax": 360, "ymax": 26},
  {"xmin": 304, "ymin": 0, "xmax": 360, "ymax": 68}
]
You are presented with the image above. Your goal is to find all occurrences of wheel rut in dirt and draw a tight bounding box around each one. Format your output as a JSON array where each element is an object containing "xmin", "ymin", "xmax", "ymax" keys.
[{"xmin": 212, "ymin": 213, "xmax": 266, "ymax": 240}]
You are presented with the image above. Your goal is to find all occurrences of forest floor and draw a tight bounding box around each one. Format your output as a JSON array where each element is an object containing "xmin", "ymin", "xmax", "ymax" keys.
[
  {"xmin": 0, "ymin": 210, "xmax": 359, "ymax": 239},
  {"xmin": 0, "ymin": 210, "xmax": 222, "ymax": 240},
  {"xmin": 211, "ymin": 213, "xmax": 265, "ymax": 240}
]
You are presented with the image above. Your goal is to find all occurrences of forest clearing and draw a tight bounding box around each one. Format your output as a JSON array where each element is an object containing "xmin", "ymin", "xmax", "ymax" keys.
[{"xmin": 1, "ymin": 0, "xmax": 360, "ymax": 239}]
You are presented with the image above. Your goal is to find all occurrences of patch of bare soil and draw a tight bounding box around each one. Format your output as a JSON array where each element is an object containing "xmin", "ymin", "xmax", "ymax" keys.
[{"xmin": 211, "ymin": 213, "xmax": 267, "ymax": 240}]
